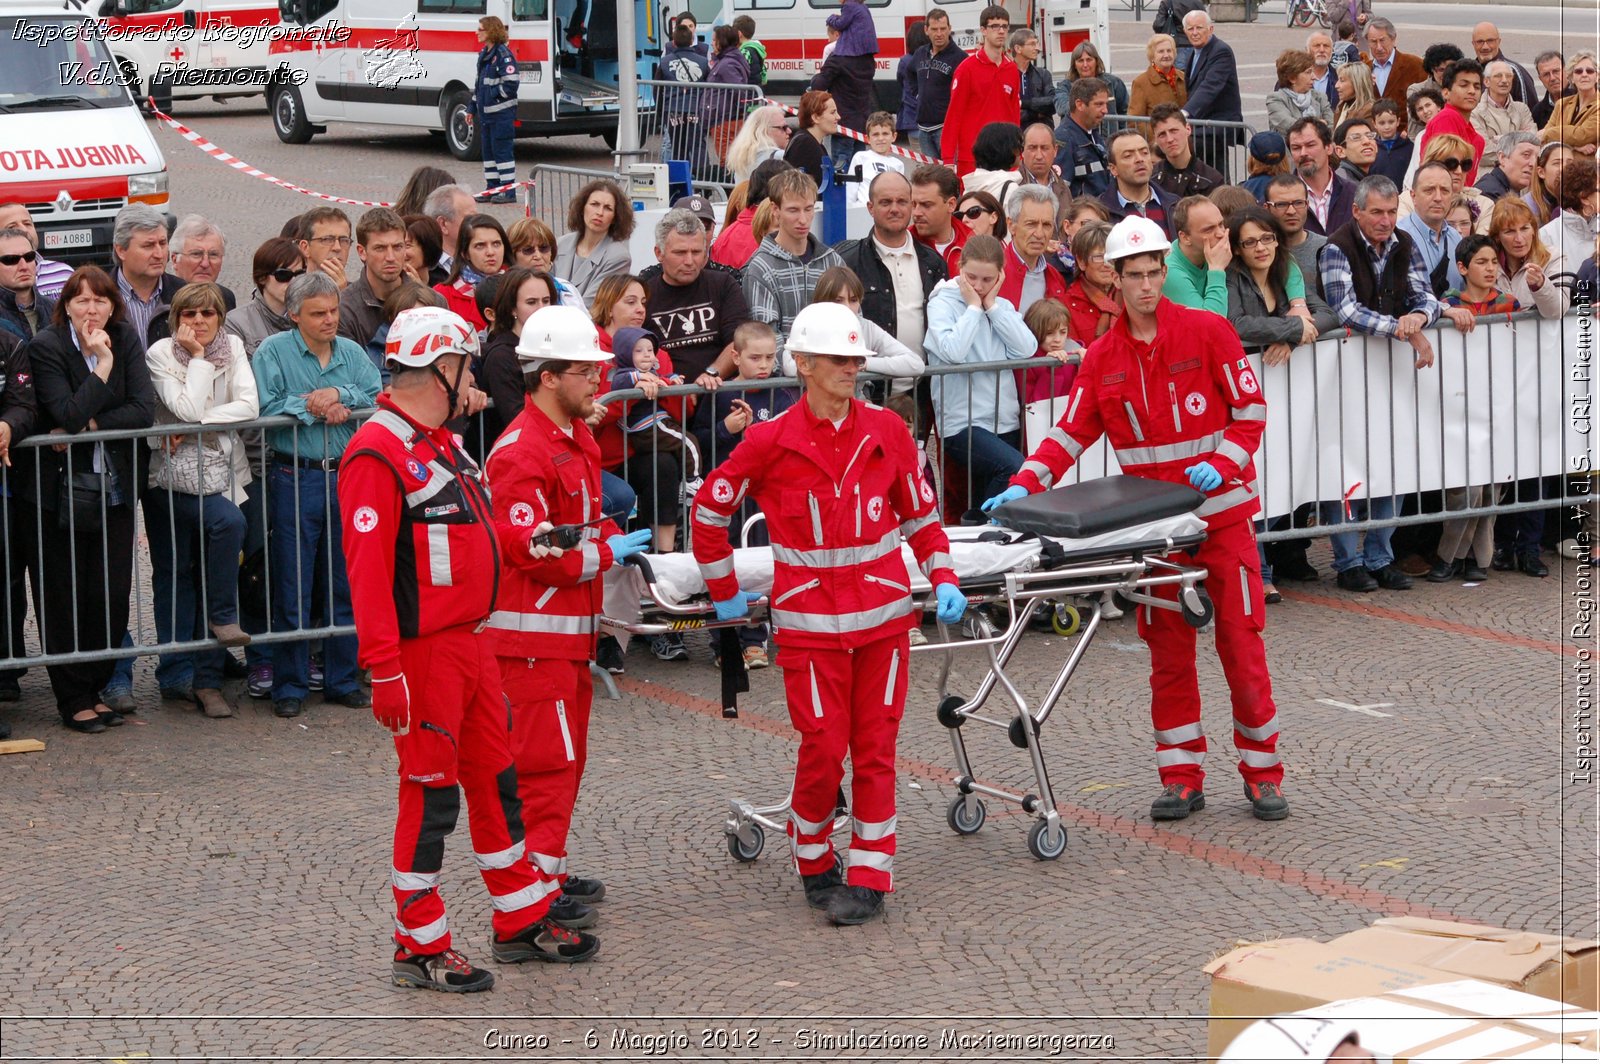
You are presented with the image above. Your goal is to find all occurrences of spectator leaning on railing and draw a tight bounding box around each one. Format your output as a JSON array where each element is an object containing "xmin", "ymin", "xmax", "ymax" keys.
[{"xmin": 1397, "ymin": 161, "xmax": 1464, "ymax": 295}]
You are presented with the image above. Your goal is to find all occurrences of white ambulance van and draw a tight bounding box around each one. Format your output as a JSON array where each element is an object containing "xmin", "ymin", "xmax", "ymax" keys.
[
  {"xmin": 268, "ymin": 0, "xmax": 659, "ymax": 159},
  {"xmin": 94, "ymin": 0, "xmax": 284, "ymax": 112},
  {"xmin": 0, "ymin": 3, "xmax": 171, "ymax": 263}
]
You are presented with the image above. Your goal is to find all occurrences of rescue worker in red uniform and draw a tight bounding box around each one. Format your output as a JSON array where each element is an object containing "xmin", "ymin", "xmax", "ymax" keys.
[
  {"xmin": 485, "ymin": 305, "xmax": 653, "ymax": 931},
  {"xmin": 983, "ymin": 216, "xmax": 1289, "ymax": 823},
  {"xmin": 340, "ymin": 307, "xmax": 598, "ymax": 994},
  {"xmin": 691, "ymin": 303, "xmax": 968, "ymax": 926}
]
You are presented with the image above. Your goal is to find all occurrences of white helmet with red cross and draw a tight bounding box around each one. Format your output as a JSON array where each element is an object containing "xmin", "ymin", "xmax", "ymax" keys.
[
  {"xmin": 384, "ymin": 306, "xmax": 480, "ymax": 369},
  {"xmin": 516, "ymin": 305, "xmax": 610, "ymax": 367},
  {"xmin": 1104, "ymin": 215, "xmax": 1172, "ymax": 263},
  {"xmin": 1218, "ymin": 1017, "xmax": 1364, "ymax": 1063},
  {"xmin": 787, "ymin": 302, "xmax": 870, "ymax": 359}
]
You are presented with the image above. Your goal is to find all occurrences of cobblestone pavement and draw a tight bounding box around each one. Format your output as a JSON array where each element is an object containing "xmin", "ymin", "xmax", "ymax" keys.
[{"xmin": 1, "ymin": 539, "xmax": 1593, "ymax": 1062}]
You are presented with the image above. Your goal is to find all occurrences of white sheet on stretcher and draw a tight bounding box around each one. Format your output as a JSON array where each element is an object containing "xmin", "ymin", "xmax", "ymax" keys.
[{"xmin": 601, "ymin": 513, "xmax": 1206, "ymax": 626}]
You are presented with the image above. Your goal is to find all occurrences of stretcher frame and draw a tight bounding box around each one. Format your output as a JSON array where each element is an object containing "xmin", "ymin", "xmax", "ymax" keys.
[{"xmin": 603, "ymin": 521, "xmax": 1212, "ymax": 863}]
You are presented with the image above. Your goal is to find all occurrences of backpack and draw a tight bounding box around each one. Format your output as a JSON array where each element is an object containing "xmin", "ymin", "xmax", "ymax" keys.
[{"xmin": 740, "ymin": 41, "xmax": 766, "ymax": 87}]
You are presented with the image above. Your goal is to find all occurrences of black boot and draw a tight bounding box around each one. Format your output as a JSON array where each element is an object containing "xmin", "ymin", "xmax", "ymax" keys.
[{"xmin": 826, "ymin": 884, "xmax": 885, "ymax": 926}]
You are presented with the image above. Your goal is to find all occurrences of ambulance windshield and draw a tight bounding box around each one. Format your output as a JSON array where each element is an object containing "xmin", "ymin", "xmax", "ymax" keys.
[{"xmin": 0, "ymin": 18, "xmax": 128, "ymax": 110}]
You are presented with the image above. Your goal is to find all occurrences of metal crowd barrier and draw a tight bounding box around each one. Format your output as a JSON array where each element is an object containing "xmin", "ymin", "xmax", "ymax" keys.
[
  {"xmin": 525, "ymin": 164, "xmax": 627, "ymax": 237},
  {"xmin": 0, "ymin": 310, "xmax": 1588, "ymax": 672},
  {"xmin": 633, "ymin": 79, "xmax": 764, "ymax": 192},
  {"xmin": 1099, "ymin": 112, "xmax": 1259, "ymax": 185}
]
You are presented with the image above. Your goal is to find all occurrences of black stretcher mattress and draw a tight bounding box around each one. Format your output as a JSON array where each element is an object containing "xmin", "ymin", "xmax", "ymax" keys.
[{"xmin": 993, "ymin": 475, "xmax": 1206, "ymax": 539}]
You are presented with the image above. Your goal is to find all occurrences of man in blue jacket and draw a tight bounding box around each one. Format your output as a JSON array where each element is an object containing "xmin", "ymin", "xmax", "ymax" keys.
[{"xmin": 1180, "ymin": 11, "xmax": 1243, "ymax": 178}]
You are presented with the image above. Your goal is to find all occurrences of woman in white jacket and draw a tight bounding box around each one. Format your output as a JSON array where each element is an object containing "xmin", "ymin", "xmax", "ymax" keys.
[
  {"xmin": 1488, "ymin": 198, "xmax": 1567, "ymax": 319},
  {"xmin": 144, "ymin": 282, "xmax": 260, "ymax": 719}
]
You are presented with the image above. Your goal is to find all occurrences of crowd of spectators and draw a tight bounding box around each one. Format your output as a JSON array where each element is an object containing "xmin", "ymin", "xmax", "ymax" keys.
[{"xmin": 0, "ymin": 5, "xmax": 1593, "ymax": 742}]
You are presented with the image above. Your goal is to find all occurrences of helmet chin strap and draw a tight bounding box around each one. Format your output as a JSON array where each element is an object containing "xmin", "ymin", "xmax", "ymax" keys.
[{"xmin": 431, "ymin": 357, "xmax": 469, "ymax": 418}]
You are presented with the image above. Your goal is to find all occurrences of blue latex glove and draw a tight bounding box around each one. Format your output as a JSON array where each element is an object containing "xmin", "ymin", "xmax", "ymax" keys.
[
  {"xmin": 1185, "ymin": 461, "xmax": 1223, "ymax": 492},
  {"xmin": 606, "ymin": 528, "xmax": 653, "ymax": 562},
  {"xmin": 935, "ymin": 583, "xmax": 967, "ymax": 625},
  {"xmin": 712, "ymin": 590, "xmax": 761, "ymax": 622},
  {"xmin": 981, "ymin": 485, "xmax": 1029, "ymax": 513}
]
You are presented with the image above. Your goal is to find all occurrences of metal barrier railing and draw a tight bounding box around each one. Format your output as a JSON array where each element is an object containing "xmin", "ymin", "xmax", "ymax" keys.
[
  {"xmin": 1100, "ymin": 113, "xmax": 1259, "ymax": 185},
  {"xmin": 0, "ymin": 310, "xmax": 1588, "ymax": 673},
  {"xmin": 631, "ymin": 79, "xmax": 765, "ymax": 192},
  {"xmin": 525, "ymin": 163, "xmax": 628, "ymax": 239}
]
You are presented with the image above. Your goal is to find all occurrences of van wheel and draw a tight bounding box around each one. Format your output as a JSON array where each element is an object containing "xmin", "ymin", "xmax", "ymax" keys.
[
  {"xmin": 443, "ymin": 89, "xmax": 479, "ymax": 160},
  {"xmin": 272, "ymin": 85, "xmax": 315, "ymax": 145}
]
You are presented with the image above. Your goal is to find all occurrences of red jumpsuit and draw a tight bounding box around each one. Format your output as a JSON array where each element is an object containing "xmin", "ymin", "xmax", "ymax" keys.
[
  {"xmin": 340, "ymin": 397, "xmax": 557, "ymax": 956},
  {"xmin": 941, "ymin": 50, "xmax": 1021, "ymax": 177},
  {"xmin": 692, "ymin": 399, "xmax": 957, "ymax": 892},
  {"xmin": 484, "ymin": 402, "xmax": 621, "ymax": 889},
  {"xmin": 1009, "ymin": 298, "xmax": 1282, "ymax": 792}
]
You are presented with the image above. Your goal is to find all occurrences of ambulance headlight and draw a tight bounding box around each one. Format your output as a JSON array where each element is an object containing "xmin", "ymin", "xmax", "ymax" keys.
[{"xmin": 127, "ymin": 171, "xmax": 168, "ymax": 198}]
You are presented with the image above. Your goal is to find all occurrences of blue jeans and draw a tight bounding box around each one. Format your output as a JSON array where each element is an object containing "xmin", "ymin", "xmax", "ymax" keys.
[
  {"xmin": 916, "ymin": 128, "xmax": 942, "ymax": 159},
  {"xmin": 144, "ymin": 487, "xmax": 246, "ymax": 690},
  {"xmin": 106, "ymin": 630, "xmax": 134, "ymax": 695},
  {"xmin": 830, "ymin": 135, "xmax": 859, "ymax": 175},
  {"xmin": 1318, "ymin": 495, "xmax": 1396, "ymax": 573},
  {"xmin": 268, "ymin": 463, "xmax": 358, "ymax": 701},
  {"xmin": 600, "ymin": 469, "xmax": 637, "ymax": 524},
  {"xmin": 942, "ymin": 427, "xmax": 1024, "ymax": 512}
]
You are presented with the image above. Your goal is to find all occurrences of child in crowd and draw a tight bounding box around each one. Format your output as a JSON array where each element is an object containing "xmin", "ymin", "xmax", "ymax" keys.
[
  {"xmin": 712, "ymin": 321, "xmax": 798, "ymax": 670},
  {"xmin": 1444, "ymin": 195, "xmax": 1476, "ymax": 239},
  {"xmin": 610, "ymin": 325, "xmax": 703, "ymax": 496},
  {"xmin": 1019, "ymin": 298, "xmax": 1082, "ymax": 424},
  {"xmin": 848, "ymin": 112, "xmax": 908, "ymax": 206},
  {"xmin": 1369, "ymin": 99, "xmax": 1413, "ymax": 185},
  {"xmin": 1444, "ymin": 234, "xmax": 1523, "ymax": 317}
]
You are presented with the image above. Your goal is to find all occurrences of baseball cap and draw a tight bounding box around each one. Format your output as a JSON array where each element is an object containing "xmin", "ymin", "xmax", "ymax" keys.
[{"xmin": 672, "ymin": 194, "xmax": 715, "ymax": 223}]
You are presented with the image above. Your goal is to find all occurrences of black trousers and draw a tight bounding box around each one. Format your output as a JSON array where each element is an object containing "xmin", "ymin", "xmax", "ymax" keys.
[
  {"xmin": 21, "ymin": 500, "xmax": 136, "ymax": 719},
  {"xmin": 0, "ymin": 491, "xmax": 31, "ymax": 682}
]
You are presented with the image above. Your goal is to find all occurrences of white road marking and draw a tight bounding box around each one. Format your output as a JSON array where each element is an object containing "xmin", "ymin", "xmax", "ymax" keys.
[{"xmin": 1316, "ymin": 697, "xmax": 1395, "ymax": 718}]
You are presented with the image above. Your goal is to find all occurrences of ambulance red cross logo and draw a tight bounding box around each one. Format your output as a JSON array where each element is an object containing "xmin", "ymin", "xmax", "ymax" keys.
[{"xmin": 353, "ymin": 506, "xmax": 379, "ymax": 533}]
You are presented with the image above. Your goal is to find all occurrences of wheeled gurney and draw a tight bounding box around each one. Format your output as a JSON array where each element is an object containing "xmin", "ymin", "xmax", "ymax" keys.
[{"xmin": 599, "ymin": 475, "xmax": 1215, "ymax": 862}]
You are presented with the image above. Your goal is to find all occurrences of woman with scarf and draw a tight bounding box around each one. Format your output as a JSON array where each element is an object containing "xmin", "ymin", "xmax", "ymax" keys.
[
  {"xmin": 1266, "ymin": 50, "xmax": 1333, "ymax": 135},
  {"xmin": 144, "ymin": 282, "xmax": 258, "ymax": 720},
  {"xmin": 1128, "ymin": 34, "xmax": 1187, "ymax": 117},
  {"xmin": 1060, "ymin": 221, "xmax": 1123, "ymax": 351},
  {"xmin": 434, "ymin": 213, "xmax": 509, "ymax": 329}
]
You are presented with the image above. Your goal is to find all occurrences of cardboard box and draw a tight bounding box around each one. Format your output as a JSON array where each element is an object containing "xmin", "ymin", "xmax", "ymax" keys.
[
  {"xmin": 1287, "ymin": 978, "xmax": 1600, "ymax": 1063},
  {"xmin": 1331, "ymin": 918, "xmax": 1600, "ymax": 1011},
  {"xmin": 1204, "ymin": 938, "xmax": 1458, "ymax": 1059}
]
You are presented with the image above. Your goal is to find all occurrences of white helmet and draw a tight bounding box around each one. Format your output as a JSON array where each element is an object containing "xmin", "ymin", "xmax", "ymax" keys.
[
  {"xmin": 384, "ymin": 306, "xmax": 480, "ymax": 368},
  {"xmin": 516, "ymin": 305, "xmax": 611, "ymax": 368},
  {"xmin": 787, "ymin": 302, "xmax": 870, "ymax": 359},
  {"xmin": 1104, "ymin": 215, "xmax": 1172, "ymax": 263},
  {"xmin": 1218, "ymin": 1017, "xmax": 1362, "ymax": 1063}
]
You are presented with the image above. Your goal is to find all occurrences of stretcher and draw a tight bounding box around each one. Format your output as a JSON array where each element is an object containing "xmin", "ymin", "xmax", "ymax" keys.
[{"xmin": 600, "ymin": 475, "xmax": 1215, "ymax": 862}]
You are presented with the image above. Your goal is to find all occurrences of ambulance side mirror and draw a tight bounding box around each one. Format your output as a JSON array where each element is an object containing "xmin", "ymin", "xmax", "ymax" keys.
[
  {"xmin": 97, "ymin": 0, "xmax": 122, "ymax": 16},
  {"xmin": 279, "ymin": 0, "xmax": 306, "ymax": 24}
]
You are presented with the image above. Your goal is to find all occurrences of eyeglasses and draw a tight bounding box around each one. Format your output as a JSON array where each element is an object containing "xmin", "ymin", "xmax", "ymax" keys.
[
  {"xmin": 562, "ymin": 366, "xmax": 605, "ymax": 381},
  {"xmin": 178, "ymin": 249, "xmax": 224, "ymax": 263},
  {"xmin": 984, "ymin": 21, "xmax": 1010, "ymax": 30},
  {"xmin": 308, "ymin": 235, "xmax": 352, "ymax": 248},
  {"xmin": 1267, "ymin": 198, "xmax": 1308, "ymax": 210},
  {"xmin": 771, "ymin": 124, "xmax": 791, "ymax": 133},
  {"xmin": 271, "ymin": 266, "xmax": 307, "ymax": 283},
  {"xmin": 1436, "ymin": 157, "xmax": 1473, "ymax": 171},
  {"xmin": 957, "ymin": 205, "xmax": 993, "ymax": 220},
  {"xmin": 1120, "ymin": 267, "xmax": 1166, "ymax": 285},
  {"xmin": 1472, "ymin": 37, "xmax": 1499, "ymax": 45},
  {"xmin": 0, "ymin": 251, "xmax": 38, "ymax": 266},
  {"xmin": 178, "ymin": 308, "xmax": 220, "ymax": 318},
  {"xmin": 1573, "ymin": 66, "xmax": 1598, "ymax": 76},
  {"xmin": 1239, "ymin": 234, "xmax": 1278, "ymax": 250},
  {"xmin": 519, "ymin": 244, "xmax": 553, "ymax": 257},
  {"xmin": 1342, "ymin": 131, "xmax": 1378, "ymax": 143}
]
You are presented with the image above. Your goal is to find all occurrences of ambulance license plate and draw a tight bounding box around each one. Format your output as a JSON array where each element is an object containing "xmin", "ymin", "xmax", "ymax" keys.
[{"xmin": 44, "ymin": 229, "xmax": 93, "ymax": 251}]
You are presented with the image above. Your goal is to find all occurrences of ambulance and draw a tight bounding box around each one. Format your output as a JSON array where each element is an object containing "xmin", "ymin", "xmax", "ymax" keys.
[
  {"xmin": 709, "ymin": 0, "xmax": 1109, "ymax": 114},
  {"xmin": 267, "ymin": 0, "xmax": 660, "ymax": 159},
  {"xmin": 94, "ymin": 0, "xmax": 285, "ymax": 113},
  {"xmin": 0, "ymin": 4, "xmax": 171, "ymax": 264}
]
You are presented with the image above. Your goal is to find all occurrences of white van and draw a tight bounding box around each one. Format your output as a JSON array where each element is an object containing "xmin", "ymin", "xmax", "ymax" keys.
[
  {"xmin": 94, "ymin": 0, "xmax": 284, "ymax": 112},
  {"xmin": 0, "ymin": 4, "xmax": 171, "ymax": 263},
  {"xmin": 268, "ymin": 0, "xmax": 659, "ymax": 159}
]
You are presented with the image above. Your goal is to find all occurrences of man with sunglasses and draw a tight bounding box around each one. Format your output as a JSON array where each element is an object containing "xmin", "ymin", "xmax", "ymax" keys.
[
  {"xmin": 984, "ymin": 216, "xmax": 1288, "ymax": 824},
  {"xmin": 0, "ymin": 203, "xmax": 73, "ymax": 300},
  {"xmin": 0, "ymin": 227, "xmax": 53, "ymax": 343},
  {"xmin": 339, "ymin": 207, "xmax": 411, "ymax": 355}
]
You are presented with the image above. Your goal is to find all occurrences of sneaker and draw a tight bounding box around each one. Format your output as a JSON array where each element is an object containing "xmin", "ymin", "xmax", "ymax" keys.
[
  {"xmin": 473, "ymin": 189, "xmax": 499, "ymax": 203},
  {"xmin": 330, "ymin": 688, "xmax": 372, "ymax": 709},
  {"xmin": 1518, "ymin": 552, "xmax": 1549, "ymax": 578},
  {"xmin": 101, "ymin": 687, "xmax": 136, "ymax": 713},
  {"xmin": 1371, "ymin": 565, "xmax": 1413, "ymax": 591},
  {"xmin": 1335, "ymin": 567, "xmax": 1378, "ymax": 593},
  {"xmin": 1099, "ymin": 590, "xmax": 1124, "ymax": 620},
  {"xmin": 489, "ymin": 190, "xmax": 516, "ymax": 205},
  {"xmin": 391, "ymin": 947, "xmax": 494, "ymax": 993},
  {"xmin": 1245, "ymin": 780, "xmax": 1290, "ymax": 821},
  {"xmin": 247, "ymin": 664, "xmax": 273, "ymax": 700},
  {"xmin": 742, "ymin": 645, "xmax": 769, "ymax": 670},
  {"xmin": 491, "ymin": 917, "xmax": 599, "ymax": 964},
  {"xmin": 595, "ymin": 635, "xmax": 625, "ymax": 675},
  {"xmin": 907, "ymin": 627, "xmax": 928, "ymax": 646},
  {"xmin": 274, "ymin": 698, "xmax": 303, "ymax": 719},
  {"xmin": 801, "ymin": 858, "xmax": 844, "ymax": 911},
  {"xmin": 1150, "ymin": 783, "xmax": 1205, "ymax": 821},
  {"xmin": 561, "ymin": 875, "xmax": 605, "ymax": 903},
  {"xmin": 1426, "ymin": 558, "xmax": 1462, "ymax": 583},
  {"xmin": 308, "ymin": 655, "xmax": 324, "ymax": 692},
  {"xmin": 546, "ymin": 893, "xmax": 598, "ymax": 930},
  {"xmin": 826, "ymin": 884, "xmax": 885, "ymax": 926},
  {"xmin": 649, "ymin": 633, "xmax": 689, "ymax": 661}
]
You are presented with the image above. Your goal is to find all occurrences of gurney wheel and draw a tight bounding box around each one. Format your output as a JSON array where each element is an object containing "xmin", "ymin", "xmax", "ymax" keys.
[
  {"xmin": 1111, "ymin": 590, "xmax": 1135, "ymax": 614},
  {"xmin": 946, "ymin": 794, "xmax": 987, "ymax": 835},
  {"xmin": 1181, "ymin": 588, "xmax": 1215, "ymax": 629},
  {"xmin": 937, "ymin": 695, "xmax": 967, "ymax": 729},
  {"xmin": 1050, "ymin": 604, "xmax": 1081, "ymax": 637},
  {"xmin": 725, "ymin": 825, "xmax": 765, "ymax": 862},
  {"xmin": 1027, "ymin": 819, "xmax": 1068, "ymax": 861},
  {"xmin": 1008, "ymin": 715, "xmax": 1040, "ymax": 750}
]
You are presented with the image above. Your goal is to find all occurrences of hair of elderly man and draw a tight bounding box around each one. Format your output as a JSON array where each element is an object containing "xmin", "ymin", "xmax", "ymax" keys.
[
  {"xmin": 1352, "ymin": 173, "xmax": 1400, "ymax": 210},
  {"xmin": 285, "ymin": 270, "xmax": 341, "ymax": 317},
  {"xmin": 654, "ymin": 207, "xmax": 707, "ymax": 248},
  {"xmin": 113, "ymin": 203, "xmax": 167, "ymax": 249},
  {"xmin": 422, "ymin": 183, "xmax": 473, "ymax": 222},
  {"xmin": 1005, "ymin": 181, "xmax": 1059, "ymax": 221},
  {"xmin": 171, "ymin": 213, "xmax": 225, "ymax": 252}
]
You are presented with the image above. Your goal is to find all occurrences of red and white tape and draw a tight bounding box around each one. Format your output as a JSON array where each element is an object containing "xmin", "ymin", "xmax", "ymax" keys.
[
  {"xmin": 764, "ymin": 98, "xmax": 940, "ymax": 165},
  {"xmin": 146, "ymin": 100, "xmax": 526, "ymax": 207}
]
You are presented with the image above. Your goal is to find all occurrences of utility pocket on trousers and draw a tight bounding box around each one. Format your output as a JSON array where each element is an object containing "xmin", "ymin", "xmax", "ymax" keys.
[{"xmin": 397, "ymin": 720, "xmax": 460, "ymax": 788}]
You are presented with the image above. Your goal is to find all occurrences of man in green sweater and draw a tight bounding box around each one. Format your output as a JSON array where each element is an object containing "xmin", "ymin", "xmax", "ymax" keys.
[{"xmin": 1162, "ymin": 195, "xmax": 1231, "ymax": 315}]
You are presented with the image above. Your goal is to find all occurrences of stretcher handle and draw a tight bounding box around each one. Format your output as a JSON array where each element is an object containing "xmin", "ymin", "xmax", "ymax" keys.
[{"xmin": 622, "ymin": 554, "xmax": 770, "ymax": 624}]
